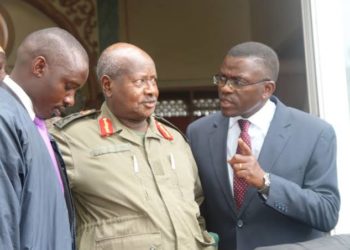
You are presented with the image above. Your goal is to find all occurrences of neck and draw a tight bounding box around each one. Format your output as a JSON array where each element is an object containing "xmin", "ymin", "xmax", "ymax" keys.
[{"xmin": 119, "ymin": 118, "xmax": 149, "ymax": 132}]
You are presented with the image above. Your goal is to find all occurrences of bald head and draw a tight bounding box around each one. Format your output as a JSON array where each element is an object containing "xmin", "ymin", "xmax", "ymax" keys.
[
  {"xmin": 96, "ymin": 43, "xmax": 155, "ymax": 81},
  {"xmin": 14, "ymin": 27, "xmax": 88, "ymax": 72},
  {"xmin": 9, "ymin": 27, "xmax": 90, "ymax": 119}
]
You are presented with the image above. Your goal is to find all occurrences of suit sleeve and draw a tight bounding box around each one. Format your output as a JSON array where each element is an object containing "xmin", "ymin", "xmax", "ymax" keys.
[
  {"xmin": 0, "ymin": 116, "xmax": 23, "ymax": 249},
  {"xmin": 266, "ymin": 125, "xmax": 340, "ymax": 231}
]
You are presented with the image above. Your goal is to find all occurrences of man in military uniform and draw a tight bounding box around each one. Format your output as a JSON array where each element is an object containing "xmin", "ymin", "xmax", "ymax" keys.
[{"xmin": 50, "ymin": 43, "xmax": 216, "ymax": 250}]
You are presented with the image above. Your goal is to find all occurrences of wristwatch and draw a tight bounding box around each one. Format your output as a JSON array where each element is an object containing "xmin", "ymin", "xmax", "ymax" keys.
[{"xmin": 258, "ymin": 173, "xmax": 270, "ymax": 200}]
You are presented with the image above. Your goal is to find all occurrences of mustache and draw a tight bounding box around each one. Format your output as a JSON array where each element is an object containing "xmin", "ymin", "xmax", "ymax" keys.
[
  {"xmin": 141, "ymin": 98, "xmax": 157, "ymax": 103},
  {"xmin": 219, "ymin": 95, "xmax": 234, "ymax": 103}
]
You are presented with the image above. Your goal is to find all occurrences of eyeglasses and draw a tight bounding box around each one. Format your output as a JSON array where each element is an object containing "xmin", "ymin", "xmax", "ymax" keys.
[{"xmin": 213, "ymin": 74, "xmax": 270, "ymax": 89}]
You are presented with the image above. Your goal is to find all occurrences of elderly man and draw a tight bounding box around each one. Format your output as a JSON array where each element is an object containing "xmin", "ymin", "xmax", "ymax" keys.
[
  {"xmin": 50, "ymin": 43, "xmax": 216, "ymax": 250},
  {"xmin": 0, "ymin": 27, "xmax": 89, "ymax": 249}
]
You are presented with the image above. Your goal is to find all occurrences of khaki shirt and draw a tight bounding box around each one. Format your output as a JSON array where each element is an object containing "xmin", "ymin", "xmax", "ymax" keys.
[{"xmin": 50, "ymin": 102, "xmax": 215, "ymax": 250}]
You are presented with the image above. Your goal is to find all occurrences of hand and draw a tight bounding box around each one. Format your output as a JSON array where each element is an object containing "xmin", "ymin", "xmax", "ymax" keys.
[{"xmin": 228, "ymin": 138, "xmax": 265, "ymax": 189}]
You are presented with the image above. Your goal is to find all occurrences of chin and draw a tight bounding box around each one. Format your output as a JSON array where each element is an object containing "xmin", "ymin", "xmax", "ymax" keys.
[{"xmin": 220, "ymin": 108, "xmax": 238, "ymax": 117}]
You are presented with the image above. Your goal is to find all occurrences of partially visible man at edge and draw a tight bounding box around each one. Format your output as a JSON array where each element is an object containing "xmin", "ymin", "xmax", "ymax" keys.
[
  {"xmin": 186, "ymin": 41, "xmax": 340, "ymax": 250},
  {"xmin": 50, "ymin": 42, "xmax": 217, "ymax": 250},
  {"xmin": 0, "ymin": 27, "xmax": 89, "ymax": 249},
  {"xmin": 0, "ymin": 45, "xmax": 6, "ymax": 81}
]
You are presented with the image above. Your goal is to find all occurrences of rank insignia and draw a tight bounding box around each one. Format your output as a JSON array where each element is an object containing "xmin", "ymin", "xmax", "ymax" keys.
[
  {"xmin": 155, "ymin": 120, "xmax": 173, "ymax": 141},
  {"xmin": 99, "ymin": 117, "xmax": 114, "ymax": 137}
]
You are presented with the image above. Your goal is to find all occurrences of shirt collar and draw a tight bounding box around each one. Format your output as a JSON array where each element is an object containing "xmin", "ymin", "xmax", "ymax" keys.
[
  {"xmin": 3, "ymin": 75, "xmax": 35, "ymax": 121},
  {"xmin": 98, "ymin": 102, "xmax": 161, "ymax": 145},
  {"xmin": 229, "ymin": 99, "xmax": 276, "ymax": 135}
]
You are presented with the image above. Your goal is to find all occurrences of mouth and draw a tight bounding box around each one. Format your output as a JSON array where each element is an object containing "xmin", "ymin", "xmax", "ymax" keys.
[
  {"xmin": 142, "ymin": 100, "xmax": 157, "ymax": 109},
  {"xmin": 220, "ymin": 98, "xmax": 234, "ymax": 108}
]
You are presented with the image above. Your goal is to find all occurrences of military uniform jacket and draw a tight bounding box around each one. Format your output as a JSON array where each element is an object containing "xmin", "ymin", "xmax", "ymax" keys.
[{"xmin": 50, "ymin": 102, "xmax": 215, "ymax": 250}]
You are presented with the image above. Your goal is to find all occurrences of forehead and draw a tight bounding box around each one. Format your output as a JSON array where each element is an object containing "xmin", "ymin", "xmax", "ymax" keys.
[
  {"xmin": 125, "ymin": 58, "xmax": 156, "ymax": 76},
  {"xmin": 220, "ymin": 56, "xmax": 266, "ymax": 74}
]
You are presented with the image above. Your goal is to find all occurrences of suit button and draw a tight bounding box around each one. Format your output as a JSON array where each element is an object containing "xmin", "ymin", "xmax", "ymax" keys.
[{"xmin": 237, "ymin": 219, "xmax": 244, "ymax": 228}]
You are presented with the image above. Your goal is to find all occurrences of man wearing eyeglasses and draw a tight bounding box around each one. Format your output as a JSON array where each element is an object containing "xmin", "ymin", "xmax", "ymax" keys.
[
  {"xmin": 186, "ymin": 41, "xmax": 340, "ymax": 250},
  {"xmin": 50, "ymin": 43, "xmax": 217, "ymax": 250}
]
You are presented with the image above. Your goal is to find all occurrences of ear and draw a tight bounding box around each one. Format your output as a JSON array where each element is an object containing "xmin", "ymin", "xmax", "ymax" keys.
[
  {"xmin": 32, "ymin": 56, "xmax": 47, "ymax": 77},
  {"xmin": 101, "ymin": 75, "xmax": 113, "ymax": 97},
  {"xmin": 262, "ymin": 81, "xmax": 276, "ymax": 99}
]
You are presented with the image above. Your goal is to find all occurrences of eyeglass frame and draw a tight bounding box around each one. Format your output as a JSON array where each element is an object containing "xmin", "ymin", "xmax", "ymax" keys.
[{"xmin": 213, "ymin": 74, "xmax": 271, "ymax": 89}]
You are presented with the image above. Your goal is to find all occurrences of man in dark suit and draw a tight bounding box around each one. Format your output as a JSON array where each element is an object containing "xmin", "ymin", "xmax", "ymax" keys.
[
  {"xmin": 0, "ymin": 27, "xmax": 89, "ymax": 249},
  {"xmin": 186, "ymin": 41, "xmax": 340, "ymax": 250}
]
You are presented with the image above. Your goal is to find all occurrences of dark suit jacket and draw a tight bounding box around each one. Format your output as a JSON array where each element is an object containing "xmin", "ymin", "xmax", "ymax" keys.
[
  {"xmin": 186, "ymin": 96, "xmax": 340, "ymax": 250},
  {"xmin": 254, "ymin": 234, "xmax": 350, "ymax": 250},
  {"xmin": 0, "ymin": 82, "xmax": 75, "ymax": 249}
]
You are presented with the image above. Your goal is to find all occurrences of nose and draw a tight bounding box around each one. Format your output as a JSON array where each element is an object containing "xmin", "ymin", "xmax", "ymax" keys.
[
  {"xmin": 64, "ymin": 92, "xmax": 75, "ymax": 107},
  {"xmin": 144, "ymin": 81, "xmax": 158, "ymax": 95},
  {"xmin": 220, "ymin": 83, "xmax": 235, "ymax": 94}
]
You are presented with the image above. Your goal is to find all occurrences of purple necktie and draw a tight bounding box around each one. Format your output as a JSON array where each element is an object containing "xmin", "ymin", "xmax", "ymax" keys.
[
  {"xmin": 234, "ymin": 119, "xmax": 251, "ymax": 209},
  {"xmin": 34, "ymin": 117, "xmax": 64, "ymax": 193}
]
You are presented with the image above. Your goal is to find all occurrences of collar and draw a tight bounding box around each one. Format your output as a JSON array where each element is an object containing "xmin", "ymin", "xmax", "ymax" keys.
[
  {"xmin": 98, "ymin": 102, "xmax": 164, "ymax": 145},
  {"xmin": 228, "ymin": 99, "xmax": 276, "ymax": 135},
  {"xmin": 3, "ymin": 75, "xmax": 35, "ymax": 121}
]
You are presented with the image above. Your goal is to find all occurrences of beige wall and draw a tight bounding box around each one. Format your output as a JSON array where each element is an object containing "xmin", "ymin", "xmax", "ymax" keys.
[
  {"xmin": 119, "ymin": 0, "xmax": 252, "ymax": 88},
  {"xmin": 0, "ymin": 0, "xmax": 56, "ymax": 71},
  {"xmin": 1, "ymin": 0, "xmax": 307, "ymax": 110}
]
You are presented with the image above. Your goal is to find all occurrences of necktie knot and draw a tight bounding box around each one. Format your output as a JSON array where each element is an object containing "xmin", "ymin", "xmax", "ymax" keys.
[
  {"xmin": 238, "ymin": 119, "xmax": 250, "ymax": 133},
  {"xmin": 34, "ymin": 117, "xmax": 46, "ymax": 130}
]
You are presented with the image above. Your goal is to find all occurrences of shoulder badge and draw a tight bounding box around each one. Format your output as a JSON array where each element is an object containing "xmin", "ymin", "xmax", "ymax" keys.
[
  {"xmin": 154, "ymin": 116, "xmax": 188, "ymax": 142},
  {"xmin": 155, "ymin": 120, "xmax": 174, "ymax": 141},
  {"xmin": 98, "ymin": 117, "xmax": 114, "ymax": 137},
  {"xmin": 54, "ymin": 109, "xmax": 98, "ymax": 129}
]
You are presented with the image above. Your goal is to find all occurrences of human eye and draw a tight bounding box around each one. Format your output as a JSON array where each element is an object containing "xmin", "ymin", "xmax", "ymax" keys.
[
  {"xmin": 64, "ymin": 83, "xmax": 74, "ymax": 91},
  {"xmin": 149, "ymin": 77, "xmax": 157, "ymax": 86},
  {"xmin": 232, "ymin": 77, "xmax": 247, "ymax": 87},
  {"xmin": 133, "ymin": 79, "xmax": 146, "ymax": 88},
  {"xmin": 65, "ymin": 82, "xmax": 80, "ymax": 92},
  {"xmin": 218, "ymin": 74, "xmax": 228, "ymax": 83}
]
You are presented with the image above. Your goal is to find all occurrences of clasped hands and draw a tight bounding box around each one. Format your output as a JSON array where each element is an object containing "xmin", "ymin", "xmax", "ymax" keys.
[{"xmin": 228, "ymin": 138, "xmax": 265, "ymax": 189}]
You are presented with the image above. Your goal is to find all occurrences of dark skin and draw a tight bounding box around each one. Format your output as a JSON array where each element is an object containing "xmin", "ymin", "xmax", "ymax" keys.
[
  {"xmin": 10, "ymin": 50, "xmax": 88, "ymax": 119},
  {"xmin": 101, "ymin": 43, "xmax": 158, "ymax": 132},
  {"xmin": 219, "ymin": 56, "xmax": 276, "ymax": 189}
]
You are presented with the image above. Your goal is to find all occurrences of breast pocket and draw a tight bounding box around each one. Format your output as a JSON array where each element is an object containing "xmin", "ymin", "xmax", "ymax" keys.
[{"xmin": 95, "ymin": 215, "xmax": 162, "ymax": 250}]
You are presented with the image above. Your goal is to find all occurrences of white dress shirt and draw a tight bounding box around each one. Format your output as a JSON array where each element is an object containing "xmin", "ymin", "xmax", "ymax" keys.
[
  {"xmin": 227, "ymin": 99, "xmax": 276, "ymax": 191},
  {"xmin": 3, "ymin": 75, "xmax": 35, "ymax": 121}
]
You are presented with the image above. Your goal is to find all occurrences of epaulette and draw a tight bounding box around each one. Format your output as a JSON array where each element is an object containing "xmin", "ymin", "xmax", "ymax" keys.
[
  {"xmin": 154, "ymin": 115, "xmax": 189, "ymax": 142},
  {"xmin": 54, "ymin": 109, "xmax": 100, "ymax": 129}
]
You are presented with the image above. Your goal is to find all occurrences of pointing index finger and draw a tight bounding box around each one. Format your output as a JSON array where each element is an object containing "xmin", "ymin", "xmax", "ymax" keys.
[{"xmin": 237, "ymin": 138, "xmax": 252, "ymax": 156}]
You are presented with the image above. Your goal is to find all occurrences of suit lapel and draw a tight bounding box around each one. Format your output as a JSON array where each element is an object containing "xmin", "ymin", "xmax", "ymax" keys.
[
  {"xmin": 258, "ymin": 97, "xmax": 292, "ymax": 173},
  {"xmin": 209, "ymin": 114, "xmax": 236, "ymax": 213},
  {"xmin": 240, "ymin": 97, "xmax": 292, "ymax": 212}
]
